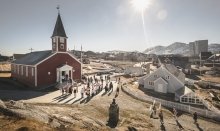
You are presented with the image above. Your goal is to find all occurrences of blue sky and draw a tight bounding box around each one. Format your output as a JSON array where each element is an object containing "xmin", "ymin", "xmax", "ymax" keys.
[{"xmin": 0, "ymin": 0, "xmax": 220, "ymax": 56}]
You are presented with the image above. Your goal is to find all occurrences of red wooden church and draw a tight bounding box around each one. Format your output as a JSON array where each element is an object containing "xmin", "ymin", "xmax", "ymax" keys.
[{"xmin": 11, "ymin": 12, "xmax": 82, "ymax": 88}]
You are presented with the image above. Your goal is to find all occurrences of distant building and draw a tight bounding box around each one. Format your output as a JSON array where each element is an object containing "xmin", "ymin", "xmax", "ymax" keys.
[
  {"xmin": 124, "ymin": 66, "xmax": 144, "ymax": 76},
  {"xmin": 11, "ymin": 11, "xmax": 81, "ymax": 88},
  {"xmin": 158, "ymin": 55, "xmax": 191, "ymax": 73},
  {"xmin": 12, "ymin": 54, "xmax": 25, "ymax": 60},
  {"xmin": 189, "ymin": 40, "xmax": 208, "ymax": 57},
  {"xmin": 199, "ymin": 52, "xmax": 213, "ymax": 61},
  {"xmin": 138, "ymin": 64, "xmax": 203, "ymax": 105}
]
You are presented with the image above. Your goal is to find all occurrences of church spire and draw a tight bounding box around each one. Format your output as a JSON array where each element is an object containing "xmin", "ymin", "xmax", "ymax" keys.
[
  {"xmin": 52, "ymin": 6, "xmax": 67, "ymax": 38},
  {"xmin": 51, "ymin": 6, "xmax": 68, "ymax": 52}
]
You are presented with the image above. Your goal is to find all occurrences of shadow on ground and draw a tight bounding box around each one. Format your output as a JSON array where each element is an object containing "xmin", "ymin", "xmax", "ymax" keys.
[{"xmin": 0, "ymin": 78, "xmax": 57, "ymax": 101}]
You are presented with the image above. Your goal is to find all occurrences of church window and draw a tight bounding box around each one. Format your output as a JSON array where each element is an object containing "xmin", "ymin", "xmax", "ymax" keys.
[
  {"xmin": 17, "ymin": 65, "xmax": 19, "ymax": 75},
  {"xmin": 14, "ymin": 64, "xmax": 16, "ymax": 73},
  {"xmin": 60, "ymin": 37, "xmax": 64, "ymax": 43},
  {"xmin": 21, "ymin": 66, "xmax": 23, "ymax": 75},
  {"xmin": 26, "ymin": 66, "xmax": 28, "ymax": 77},
  {"xmin": 53, "ymin": 44, "xmax": 56, "ymax": 49},
  {"xmin": 60, "ymin": 44, "xmax": 64, "ymax": 49},
  {"xmin": 32, "ymin": 68, "xmax": 34, "ymax": 76},
  {"xmin": 53, "ymin": 38, "xmax": 56, "ymax": 42}
]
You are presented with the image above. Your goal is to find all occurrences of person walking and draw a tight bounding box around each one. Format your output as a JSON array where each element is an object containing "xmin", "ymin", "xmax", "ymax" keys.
[
  {"xmin": 193, "ymin": 112, "xmax": 198, "ymax": 123},
  {"xmin": 173, "ymin": 107, "xmax": 177, "ymax": 120},
  {"xmin": 159, "ymin": 110, "xmax": 164, "ymax": 124}
]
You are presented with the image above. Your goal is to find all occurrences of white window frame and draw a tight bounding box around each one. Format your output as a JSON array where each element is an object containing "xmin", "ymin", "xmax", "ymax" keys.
[
  {"xmin": 32, "ymin": 67, "xmax": 34, "ymax": 76},
  {"xmin": 148, "ymin": 81, "xmax": 154, "ymax": 86},
  {"xmin": 53, "ymin": 44, "xmax": 56, "ymax": 49},
  {"xmin": 14, "ymin": 64, "xmax": 16, "ymax": 73},
  {"xmin": 21, "ymin": 66, "xmax": 23, "ymax": 75},
  {"xmin": 53, "ymin": 37, "xmax": 56, "ymax": 42},
  {"xmin": 60, "ymin": 37, "xmax": 64, "ymax": 43},
  {"xmin": 17, "ymin": 65, "xmax": 19, "ymax": 75},
  {"xmin": 26, "ymin": 66, "xmax": 28, "ymax": 77},
  {"xmin": 165, "ymin": 76, "xmax": 170, "ymax": 80}
]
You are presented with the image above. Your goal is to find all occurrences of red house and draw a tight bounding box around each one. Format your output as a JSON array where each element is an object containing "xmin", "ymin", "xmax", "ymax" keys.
[{"xmin": 11, "ymin": 12, "xmax": 82, "ymax": 88}]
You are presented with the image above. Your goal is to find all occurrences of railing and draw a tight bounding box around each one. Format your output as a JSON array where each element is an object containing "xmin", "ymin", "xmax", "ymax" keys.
[{"xmin": 122, "ymin": 86, "xmax": 220, "ymax": 121}]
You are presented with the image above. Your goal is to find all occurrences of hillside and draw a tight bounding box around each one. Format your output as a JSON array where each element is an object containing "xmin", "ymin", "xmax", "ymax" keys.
[{"xmin": 143, "ymin": 43, "xmax": 220, "ymax": 55}]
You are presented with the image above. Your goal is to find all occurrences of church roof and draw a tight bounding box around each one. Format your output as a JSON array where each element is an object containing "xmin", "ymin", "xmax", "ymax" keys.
[
  {"xmin": 51, "ymin": 13, "xmax": 67, "ymax": 37},
  {"xmin": 13, "ymin": 50, "xmax": 53, "ymax": 65}
]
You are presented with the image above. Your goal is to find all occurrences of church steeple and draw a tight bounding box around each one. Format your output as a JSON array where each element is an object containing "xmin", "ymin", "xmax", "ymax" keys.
[
  {"xmin": 52, "ymin": 13, "xmax": 67, "ymax": 38},
  {"xmin": 51, "ymin": 7, "xmax": 68, "ymax": 52}
]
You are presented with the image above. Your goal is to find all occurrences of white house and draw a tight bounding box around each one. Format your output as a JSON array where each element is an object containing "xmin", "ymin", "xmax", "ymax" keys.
[
  {"xmin": 139, "ymin": 64, "xmax": 185, "ymax": 94},
  {"xmin": 139, "ymin": 64, "xmax": 204, "ymax": 105}
]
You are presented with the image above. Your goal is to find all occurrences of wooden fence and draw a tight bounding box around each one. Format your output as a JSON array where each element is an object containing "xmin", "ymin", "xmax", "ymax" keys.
[{"xmin": 122, "ymin": 86, "xmax": 220, "ymax": 121}]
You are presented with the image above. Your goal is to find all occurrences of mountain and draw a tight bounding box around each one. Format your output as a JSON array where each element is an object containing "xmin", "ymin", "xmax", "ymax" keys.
[
  {"xmin": 208, "ymin": 44, "xmax": 220, "ymax": 53},
  {"xmin": 142, "ymin": 46, "xmax": 165, "ymax": 54},
  {"xmin": 143, "ymin": 43, "xmax": 220, "ymax": 55},
  {"xmin": 107, "ymin": 50, "xmax": 140, "ymax": 54}
]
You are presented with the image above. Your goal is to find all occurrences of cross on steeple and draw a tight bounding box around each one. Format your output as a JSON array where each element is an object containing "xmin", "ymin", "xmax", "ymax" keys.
[{"xmin": 56, "ymin": 5, "xmax": 60, "ymax": 14}]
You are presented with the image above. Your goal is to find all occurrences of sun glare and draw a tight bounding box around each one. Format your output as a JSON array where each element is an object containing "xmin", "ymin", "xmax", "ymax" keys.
[{"xmin": 131, "ymin": 0, "xmax": 152, "ymax": 12}]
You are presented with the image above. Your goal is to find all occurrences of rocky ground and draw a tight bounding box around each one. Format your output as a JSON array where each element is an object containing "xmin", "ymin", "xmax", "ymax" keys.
[{"xmin": 1, "ymin": 84, "xmax": 220, "ymax": 131}]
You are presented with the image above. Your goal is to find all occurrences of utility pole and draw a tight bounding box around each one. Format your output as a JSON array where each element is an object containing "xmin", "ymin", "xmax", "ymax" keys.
[
  {"xmin": 199, "ymin": 53, "xmax": 201, "ymax": 75},
  {"xmin": 213, "ymin": 54, "xmax": 215, "ymax": 68},
  {"xmin": 29, "ymin": 48, "xmax": 34, "ymax": 53},
  {"xmin": 81, "ymin": 45, "xmax": 82, "ymax": 63}
]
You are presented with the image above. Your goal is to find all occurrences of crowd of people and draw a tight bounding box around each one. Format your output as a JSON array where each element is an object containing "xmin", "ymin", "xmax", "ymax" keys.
[{"xmin": 59, "ymin": 73, "xmax": 121, "ymax": 102}]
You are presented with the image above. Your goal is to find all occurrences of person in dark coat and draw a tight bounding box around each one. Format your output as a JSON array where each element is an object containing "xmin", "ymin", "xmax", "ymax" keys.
[
  {"xmin": 73, "ymin": 87, "xmax": 77, "ymax": 98},
  {"xmin": 109, "ymin": 82, "xmax": 113, "ymax": 91},
  {"xmin": 159, "ymin": 110, "xmax": 164, "ymax": 124},
  {"xmin": 193, "ymin": 112, "xmax": 198, "ymax": 123},
  {"xmin": 69, "ymin": 87, "xmax": 72, "ymax": 94},
  {"xmin": 105, "ymin": 84, "xmax": 108, "ymax": 92}
]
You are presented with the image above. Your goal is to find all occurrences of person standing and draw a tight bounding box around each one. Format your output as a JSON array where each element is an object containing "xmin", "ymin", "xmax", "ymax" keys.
[
  {"xmin": 81, "ymin": 86, "xmax": 85, "ymax": 98},
  {"xmin": 105, "ymin": 83, "xmax": 108, "ymax": 93},
  {"xmin": 73, "ymin": 87, "xmax": 77, "ymax": 98},
  {"xmin": 115, "ymin": 85, "xmax": 120, "ymax": 98},
  {"xmin": 110, "ymin": 82, "xmax": 113, "ymax": 92},
  {"xmin": 193, "ymin": 112, "xmax": 198, "ymax": 123},
  {"xmin": 173, "ymin": 107, "xmax": 177, "ymax": 120}
]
